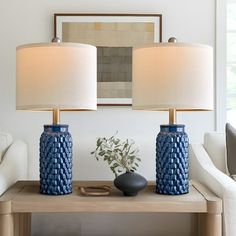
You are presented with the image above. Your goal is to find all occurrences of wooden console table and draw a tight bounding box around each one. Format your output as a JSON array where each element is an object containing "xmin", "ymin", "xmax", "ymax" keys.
[{"xmin": 0, "ymin": 181, "xmax": 222, "ymax": 236}]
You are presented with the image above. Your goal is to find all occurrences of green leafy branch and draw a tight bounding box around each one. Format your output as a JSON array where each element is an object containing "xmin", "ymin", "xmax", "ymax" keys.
[{"xmin": 91, "ymin": 133, "xmax": 141, "ymax": 177}]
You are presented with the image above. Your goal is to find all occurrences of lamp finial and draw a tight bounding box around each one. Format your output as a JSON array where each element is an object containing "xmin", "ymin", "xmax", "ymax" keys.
[
  {"xmin": 51, "ymin": 37, "xmax": 61, "ymax": 43},
  {"xmin": 168, "ymin": 37, "xmax": 178, "ymax": 43}
]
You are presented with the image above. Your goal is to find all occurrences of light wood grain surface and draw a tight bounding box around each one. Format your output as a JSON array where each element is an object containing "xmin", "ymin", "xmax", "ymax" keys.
[
  {"xmin": 0, "ymin": 181, "xmax": 220, "ymax": 214},
  {"xmin": 0, "ymin": 181, "xmax": 222, "ymax": 236}
]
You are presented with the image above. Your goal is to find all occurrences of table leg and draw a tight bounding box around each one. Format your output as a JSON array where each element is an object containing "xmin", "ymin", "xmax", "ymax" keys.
[
  {"xmin": 206, "ymin": 213, "xmax": 222, "ymax": 236},
  {"xmin": 198, "ymin": 213, "xmax": 222, "ymax": 236},
  {"xmin": 0, "ymin": 213, "xmax": 14, "ymax": 236},
  {"xmin": 14, "ymin": 213, "xmax": 31, "ymax": 236}
]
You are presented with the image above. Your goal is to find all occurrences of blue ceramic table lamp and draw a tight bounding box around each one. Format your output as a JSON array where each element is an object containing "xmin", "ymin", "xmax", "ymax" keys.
[
  {"xmin": 132, "ymin": 38, "xmax": 213, "ymax": 195},
  {"xmin": 16, "ymin": 39, "xmax": 97, "ymax": 195}
]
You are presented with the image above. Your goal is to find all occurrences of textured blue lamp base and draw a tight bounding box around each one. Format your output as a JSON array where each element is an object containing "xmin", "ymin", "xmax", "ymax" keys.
[
  {"xmin": 39, "ymin": 124, "xmax": 73, "ymax": 195},
  {"xmin": 156, "ymin": 124, "xmax": 189, "ymax": 195}
]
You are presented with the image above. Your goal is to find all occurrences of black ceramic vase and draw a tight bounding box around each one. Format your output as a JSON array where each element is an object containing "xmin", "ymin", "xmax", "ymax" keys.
[{"xmin": 114, "ymin": 172, "xmax": 147, "ymax": 196}]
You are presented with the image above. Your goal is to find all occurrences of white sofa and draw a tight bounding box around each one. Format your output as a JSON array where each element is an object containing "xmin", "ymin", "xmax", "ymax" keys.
[
  {"xmin": 190, "ymin": 132, "xmax": 236, "ymax": 236},
  {"xmin": 0, "ymin": 131, "xmax": 27, "ymax": 196}
]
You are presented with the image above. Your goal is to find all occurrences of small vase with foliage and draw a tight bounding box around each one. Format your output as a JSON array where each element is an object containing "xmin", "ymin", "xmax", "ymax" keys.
[{"xmin": 91, "ymin": 133, "xmax": 147, "ymax": 196}]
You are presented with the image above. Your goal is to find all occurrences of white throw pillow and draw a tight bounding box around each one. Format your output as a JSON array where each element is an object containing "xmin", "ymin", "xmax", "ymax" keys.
[{"xmin": 0, "ymin": 132, "xmax": 13, "ymax": 163}]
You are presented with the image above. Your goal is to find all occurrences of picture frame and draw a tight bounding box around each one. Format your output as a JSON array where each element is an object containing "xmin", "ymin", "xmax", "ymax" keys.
[{"xmin": 54, "ymin": 13, "xmax": 162, "ymax": 106}]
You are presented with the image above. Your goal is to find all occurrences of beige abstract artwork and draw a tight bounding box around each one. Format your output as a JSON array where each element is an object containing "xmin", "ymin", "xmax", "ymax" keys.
[{"xmin": 62, "ymin": 22, "xmax": 155, "ymax": 100}]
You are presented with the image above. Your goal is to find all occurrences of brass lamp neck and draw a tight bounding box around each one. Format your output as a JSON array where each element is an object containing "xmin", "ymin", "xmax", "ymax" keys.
[
  {"xmin": 169, "ymin": 108, "xmax": 176, "ymax": 124},
  {"xmin": 53, "ymin": 109, "xmax": 60, "ymax": 125}
]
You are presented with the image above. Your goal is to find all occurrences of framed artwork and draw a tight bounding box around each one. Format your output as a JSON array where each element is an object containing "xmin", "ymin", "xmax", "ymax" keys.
[{"xmin": 54, "ymin": 13, "xmax": 162, "ymax": 106}]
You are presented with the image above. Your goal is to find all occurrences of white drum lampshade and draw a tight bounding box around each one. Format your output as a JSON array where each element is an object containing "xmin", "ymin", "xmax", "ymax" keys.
[
  {"xmin": 16, "ymin": 43, "xmax": 97, "ymax": 111},
  {"xmin": 132, "ymin": 43, "xmax": 213, "ymax": 112}
]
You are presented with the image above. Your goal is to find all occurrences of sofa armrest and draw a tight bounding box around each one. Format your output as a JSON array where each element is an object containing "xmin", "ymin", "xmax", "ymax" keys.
[
  {"xmin": 190, "ymin": 143, "xmax": 236, "ymax": 236},
  {"xmin": 0, "ymin": 140, "xmax": 27, "ymax": 196}
]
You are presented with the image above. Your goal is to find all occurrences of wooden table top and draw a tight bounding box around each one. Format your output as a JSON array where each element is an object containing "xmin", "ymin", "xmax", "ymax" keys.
[{"xmin": 0, "ymin": 181, "xmax": 222, "ymax": 214}]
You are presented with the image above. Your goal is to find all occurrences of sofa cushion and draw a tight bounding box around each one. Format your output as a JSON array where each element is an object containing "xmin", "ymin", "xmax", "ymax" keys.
[
  {"xmin": 203, "ymin": 132, "xmax": 228, "ymax": 174},
  {"xmin": 0, "ymin": 132, "xmax": 13, "ymax": 162},
  {"xmin": 226, "ymin": 123, "xmax": 236, "ymax": 176}
]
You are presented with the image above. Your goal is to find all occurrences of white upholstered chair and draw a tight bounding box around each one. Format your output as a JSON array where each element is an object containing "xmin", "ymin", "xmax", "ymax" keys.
[
  {"xmin": 190, "ymin": 132, "xmax": 236, "ymax": 236},
  {"xmin": 0, "ymin": 131, "xmax": 27, "ymax": 196}
]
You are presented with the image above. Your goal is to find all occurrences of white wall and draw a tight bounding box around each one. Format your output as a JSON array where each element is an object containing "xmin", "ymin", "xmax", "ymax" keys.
[{"xmin": 0, "ymin": 0, "xmax": 215, "ymax": 235}]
